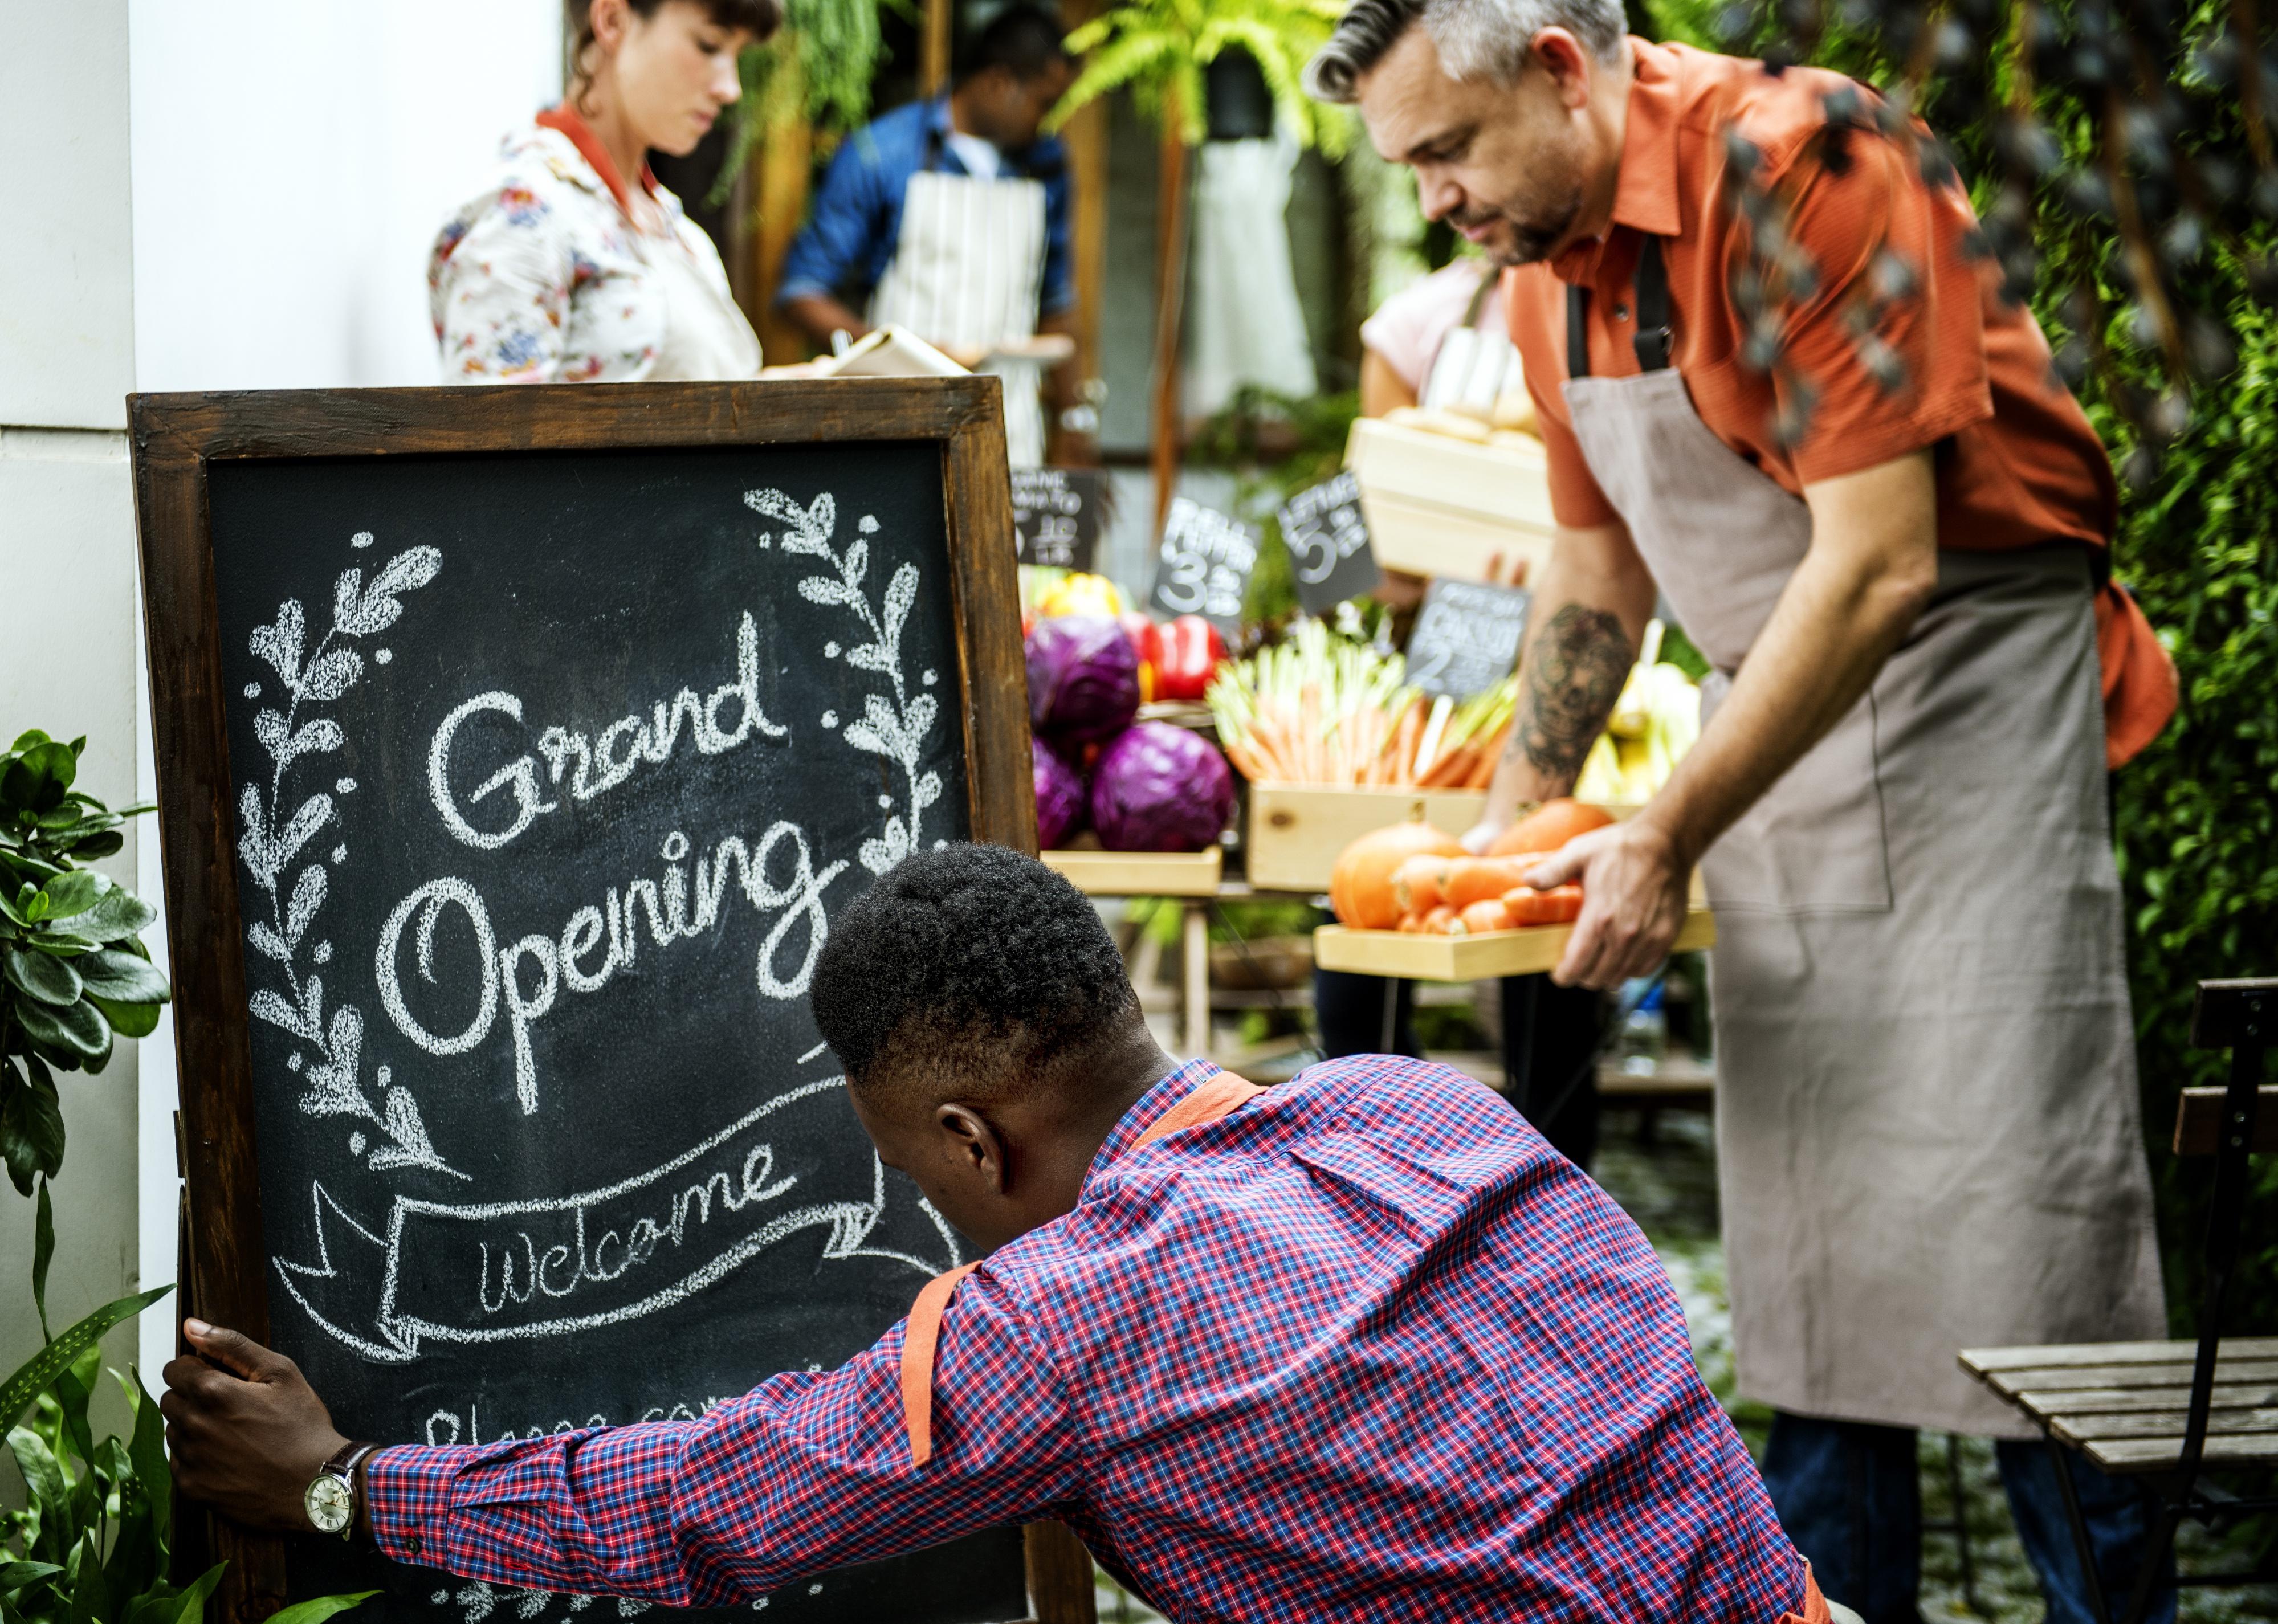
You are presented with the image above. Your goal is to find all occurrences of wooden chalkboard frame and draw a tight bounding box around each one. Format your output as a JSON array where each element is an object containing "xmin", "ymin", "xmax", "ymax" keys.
[{"xmin": 128, "ymin": 381, "xmax": 1086, "ymax": 1624}]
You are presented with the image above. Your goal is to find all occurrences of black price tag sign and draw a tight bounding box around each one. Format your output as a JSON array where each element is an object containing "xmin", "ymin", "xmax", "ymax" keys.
[
  {"xmin": 1278, "ymin": 471, "xmax": 1379, "ymax": 613},
  {"xmin": 1407, "ymin": 578, "xmax": 1531, "ymax": 699},
  {"xmin": 1148, "ymin": 497, "xmax": 1260, "ymax": 635},
  {"xmin": 1009, "ymin": 466, "xmax": 1103, "ymax": 573}
]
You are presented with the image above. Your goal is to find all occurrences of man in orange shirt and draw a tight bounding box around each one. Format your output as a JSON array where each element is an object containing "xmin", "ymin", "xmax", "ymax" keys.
[{"xmin": 1307, "ymin": 6, "xmax": 2175, "ymax": 1623}]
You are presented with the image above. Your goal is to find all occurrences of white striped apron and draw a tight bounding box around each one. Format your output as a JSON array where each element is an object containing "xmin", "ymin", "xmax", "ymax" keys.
[{"xmin": 868, "ymin": 165, "xmax": 1050, "ymax": 467}]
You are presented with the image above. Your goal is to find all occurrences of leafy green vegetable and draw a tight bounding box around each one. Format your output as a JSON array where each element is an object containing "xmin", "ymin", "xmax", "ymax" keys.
[{"xmin": 0, "ymin": 731, "xmax": 168, "ymax": 1193}]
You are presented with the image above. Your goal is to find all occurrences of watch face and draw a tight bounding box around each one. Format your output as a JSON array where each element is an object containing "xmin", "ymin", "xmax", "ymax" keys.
[{"xmin": 305, "ymin": 1472, "xmax": 353, "ymax": 1534}]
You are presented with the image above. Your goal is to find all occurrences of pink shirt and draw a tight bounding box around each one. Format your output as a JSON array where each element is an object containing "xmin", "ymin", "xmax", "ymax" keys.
[{"xmin": 1358, "ymin": 259, "xmax": 1498, "ymax": 392}]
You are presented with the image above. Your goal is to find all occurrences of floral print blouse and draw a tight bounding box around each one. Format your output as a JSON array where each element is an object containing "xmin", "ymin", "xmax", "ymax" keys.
[{"xmin": 430, "ymin": 111, "xmax": 758, "ymax": 383}]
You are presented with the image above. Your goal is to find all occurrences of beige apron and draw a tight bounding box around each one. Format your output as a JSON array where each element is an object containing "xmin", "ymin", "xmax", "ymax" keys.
[
  {"xmin": 869, "ymin": 160, "xmax": 1050, "ymax": 467},
  {"xmin": 1560, "ymin": 240, "xmax": 2164, "ymax": 1437}
]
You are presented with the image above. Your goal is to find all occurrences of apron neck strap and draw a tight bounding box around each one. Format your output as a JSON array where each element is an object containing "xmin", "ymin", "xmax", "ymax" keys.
[{"xmin": 1566, "ymin": 234, "xmax": 1673, "ymax": 378}]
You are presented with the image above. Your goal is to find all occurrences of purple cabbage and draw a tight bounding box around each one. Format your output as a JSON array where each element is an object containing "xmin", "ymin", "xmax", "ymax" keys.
[
  {"xmin": 1090, "ymin": 721, "xmax": 1236, "ymax": 854},
  {"xmin": 1033, "ymin": 741, "xmax": 1087, "ymax": 850},
  {"xmin": 1026, "ymin": 615, "xmax": 1140, "ymax": 744}
]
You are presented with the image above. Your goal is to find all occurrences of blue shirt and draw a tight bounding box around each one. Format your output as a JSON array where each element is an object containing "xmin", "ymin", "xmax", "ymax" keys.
[{"xmin": 775, "ymin": 96, "xmax": 1073, "ymax": 320}]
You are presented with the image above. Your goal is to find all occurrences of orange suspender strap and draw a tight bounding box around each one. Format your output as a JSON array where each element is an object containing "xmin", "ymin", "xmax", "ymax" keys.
[
  {"xmin": 1779, "ymin": 1566, "xmax": 1832, "ymax": 1624},
  {"xmin": 897, "ymin": 1070, "xmax": 1268, "ymax": 1467},
  {"xmin": 899, "ymin": 1261, "xmax": 980, "ymax": 1467},
  {"xmin": 1132, "ymin": 1072, "xmax": 1267, "ymax": 1150}
]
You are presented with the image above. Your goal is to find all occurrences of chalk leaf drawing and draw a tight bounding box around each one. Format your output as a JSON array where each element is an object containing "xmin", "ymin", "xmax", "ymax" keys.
[
  {"xmin": 238, "ymin": 537, "xmax": 460, "ymax": 1179},
  {"xmin": 744, "ymin": 490, "xmax": 944, "ymax": 874}
]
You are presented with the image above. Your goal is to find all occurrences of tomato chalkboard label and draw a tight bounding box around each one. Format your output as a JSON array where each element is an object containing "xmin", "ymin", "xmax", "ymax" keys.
[
  {"xmin": 1008, "ymin": 466, "xmax": 1104, "ymax": 573},
  {"xmin": 1407, "ymin": 578, "xmax": 1531, "ymax": 699},
  {"xmin": 1278, "ymin": 472, "xmax": 1379, "ymax": 613},
  {"xmin": 1147, "ymin": 497, "xmax": 1258, "ymax": 635}
]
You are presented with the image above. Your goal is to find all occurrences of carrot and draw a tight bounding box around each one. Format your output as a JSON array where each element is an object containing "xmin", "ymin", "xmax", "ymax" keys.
[
  {"xmin": 1387, "ymin": 700, "xmax": 1425, "ymax": 785},
  {"xmin": 1392, "ymin": 854, "xmax": 1454, "ymax": 915},
  {"xmin": 1463, "ymin": 721, "xmax": 1511, "ymax": 788},
  {"xmin": 1503, "ymin": 884, "xmax": 1584, "ymax": 926},
  {"xmin": 1419, "ymin": 742, "xmax": 1480, "ymax": 789},
  {"xmin": 1455, "ymin": 899, "xmax": 1514, "ymax": 935},
  {"xmin": 1445, "ymin": 856, "xmax": 1537, "ymax": 909},
  {"xmin": 1420, "ymin": 904, "xmax": 1458, "ymax": 935}
]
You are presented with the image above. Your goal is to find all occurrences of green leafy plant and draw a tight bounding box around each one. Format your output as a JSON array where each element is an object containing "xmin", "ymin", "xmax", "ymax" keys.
[
  {"xmin": 710, "ymin": 0, "xmax": 886, "ymax": 207},
  {"xmin": 5, "ymin": 1186, "xmax": 377, "ymax": 1624},
  {"xmin": 0, "ymin": 731, "xmax": 170, "ymax": 1197},
  {"xmin": 1050, "ymin": 0, "xmax": 1351, "ymax": 151}
]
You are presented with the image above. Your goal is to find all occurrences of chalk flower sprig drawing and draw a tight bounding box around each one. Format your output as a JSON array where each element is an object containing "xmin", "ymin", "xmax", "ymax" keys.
[
  {"xmin": 743, "ymin": 489, "xmax": 943, "ymax": 874},
  {"xmin": 239, "ymin": 533, "xmax": 462, "ymax": 1179}
]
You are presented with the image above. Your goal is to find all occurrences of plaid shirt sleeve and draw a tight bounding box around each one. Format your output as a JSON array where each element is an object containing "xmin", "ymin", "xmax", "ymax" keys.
[{"xmin": 365, "ymin": 1268, "xmax": 1076, "ymax": 1606}]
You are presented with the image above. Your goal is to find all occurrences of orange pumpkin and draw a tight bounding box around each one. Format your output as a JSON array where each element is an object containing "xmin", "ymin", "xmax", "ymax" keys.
[
  {"xmin": 1488, "ymin": 798, "xmax": 1615, "ymax": 857},
  {"xmin": 1330, "ymin": 821, "xmax": 1465, "ymax": 930}
]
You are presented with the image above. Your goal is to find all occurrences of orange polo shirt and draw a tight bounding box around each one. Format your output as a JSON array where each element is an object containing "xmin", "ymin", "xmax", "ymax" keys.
[{"xmin": 1505, "ymin": 38, "xmax": 2174, "ymax": 764}]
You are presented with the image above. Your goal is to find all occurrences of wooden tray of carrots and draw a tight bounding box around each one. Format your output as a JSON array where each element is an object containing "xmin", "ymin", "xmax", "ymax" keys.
[{"xmin": 1314, "ymin": 908, "xmax": 1716, "ymax": 981}]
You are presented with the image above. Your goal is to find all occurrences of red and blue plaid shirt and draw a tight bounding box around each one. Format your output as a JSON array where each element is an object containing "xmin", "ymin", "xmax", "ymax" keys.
[{"xmin": 369, "ymin": 1055, "xmax": 1805, "ymax": 1620}]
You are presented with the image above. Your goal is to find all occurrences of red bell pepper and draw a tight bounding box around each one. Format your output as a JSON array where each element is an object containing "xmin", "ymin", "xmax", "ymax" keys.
[{"xmin": 1146, "ymin": 615, "xmax": 1226, "ymax": 702}]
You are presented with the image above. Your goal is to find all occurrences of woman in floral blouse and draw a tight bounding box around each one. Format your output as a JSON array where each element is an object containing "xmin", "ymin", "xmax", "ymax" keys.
[{"xmin": 432, "ymin": 0, "xmax": 777, "ymax": 383}]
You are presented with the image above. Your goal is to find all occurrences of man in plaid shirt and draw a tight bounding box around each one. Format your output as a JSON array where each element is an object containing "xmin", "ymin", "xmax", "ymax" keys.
[{"xmin": 165, "ymin": 845, "xmax": 1820, "ymax": 1621}]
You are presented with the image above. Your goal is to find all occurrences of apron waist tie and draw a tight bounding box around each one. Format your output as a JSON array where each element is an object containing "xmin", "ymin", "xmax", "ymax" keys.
[{"xmin": 897, "ymin": 1071, "xmax": 1266, "ymax": 1466}]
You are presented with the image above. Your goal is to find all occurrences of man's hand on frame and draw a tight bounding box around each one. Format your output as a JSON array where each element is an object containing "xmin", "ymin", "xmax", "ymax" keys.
[{"xmin": 161, "ymin": 1319, "xmax": 352, "ymax": 1532}]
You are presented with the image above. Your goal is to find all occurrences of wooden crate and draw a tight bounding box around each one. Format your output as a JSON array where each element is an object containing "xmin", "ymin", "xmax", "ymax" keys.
[
  {"xmin": 1313, "ymin": 907, "xmax": 1717, "ymax": 981},
  {"xmin": 1042, "ymin": 846, "xmax": 1222, "ymax": 897},
  {"xmin": 1346, "ymin": 417, "xmax": 1557, "ymax": 585},
  {"xmin": 1245, "ymin": 783, "xmax": 1487, "ymax": 894}
]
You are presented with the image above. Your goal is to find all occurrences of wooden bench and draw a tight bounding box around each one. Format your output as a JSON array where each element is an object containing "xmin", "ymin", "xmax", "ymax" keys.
[{"xmin": 1958, "ymin": 977, "xmax": 2277, "ymax": 1624}]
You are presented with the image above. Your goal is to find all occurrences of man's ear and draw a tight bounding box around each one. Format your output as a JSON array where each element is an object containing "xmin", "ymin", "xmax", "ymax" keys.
[
  {"xmin": 1529, "ymin": 28, "xmax": 1596, "ymax": 109},
  {"xmin": 936, "ymin": 1103, "xmax": 1009, "ymax": 1194}
]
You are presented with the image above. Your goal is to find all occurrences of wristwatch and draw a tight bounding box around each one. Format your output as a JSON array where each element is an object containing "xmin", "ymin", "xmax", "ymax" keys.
[{"xmin": 305, "ymin": 1442, "xmax": 376, "ymax": 1539}]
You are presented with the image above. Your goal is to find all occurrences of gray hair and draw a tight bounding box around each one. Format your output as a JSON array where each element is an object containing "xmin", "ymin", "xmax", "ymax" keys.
[{"xmin": 1303, "ymin": 0, "xmax": 1627, "ymax": 103}]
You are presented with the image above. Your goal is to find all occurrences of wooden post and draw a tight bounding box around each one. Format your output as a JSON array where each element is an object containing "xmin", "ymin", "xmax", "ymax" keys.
[
  {"xmin": 1149, "ymin": 101, "xmax": 1191, "ymax": 538},
  {"xmin": 750, "ymin": 43, "xmax": 813, "ymax": 362},
  {"xmin": 922, "ymin": 0, "xmax": 953, "ymax": 97},
  {"xmin": 1181, "ymin": 900, "xmax": 1210, "ymax": 1059},
  {"xmin": 1059, "ymin": 0, "xmax": 1110, "ymax": 462}
]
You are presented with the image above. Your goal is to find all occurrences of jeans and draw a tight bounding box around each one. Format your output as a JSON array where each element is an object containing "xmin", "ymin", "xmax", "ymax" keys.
[
  {"xmin": 1761, "ymin": 1411, "xmax": 2177, "ymax": 1624},
  {"xmin": 1309, "ymin": 968, "xmax": 1604, "ymax": 1168}
]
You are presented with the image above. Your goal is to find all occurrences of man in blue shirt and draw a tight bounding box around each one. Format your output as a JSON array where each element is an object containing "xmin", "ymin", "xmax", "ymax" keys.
[{"xmin": 777, "ymin": 6, "xmax": 1078, "ymax": 461}]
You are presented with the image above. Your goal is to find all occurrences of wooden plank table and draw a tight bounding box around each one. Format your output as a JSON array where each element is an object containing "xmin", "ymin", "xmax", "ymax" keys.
[{"xmin": 1959, "ymin": 1337, "xmax": 2278, "ymax": 1474}]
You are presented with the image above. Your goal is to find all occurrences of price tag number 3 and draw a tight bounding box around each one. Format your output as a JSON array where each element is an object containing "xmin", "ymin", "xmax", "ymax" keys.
[{"xmin": 1159, "ymin": 552, "xmax": 1245, "ymax": 620}]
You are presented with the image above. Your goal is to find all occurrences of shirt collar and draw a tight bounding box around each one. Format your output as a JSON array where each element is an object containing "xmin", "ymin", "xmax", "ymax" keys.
[
  {"xmin": 1550, "ymin": 37, "xmax": 1682, "ymax": 281},
  {"xmin": 536, "ymin": 103, "xmax": 659, "ymax": 219},
  {"xmin": 1080, "ymin": 1056, "xmax": 1224, "ymax": 1195}
]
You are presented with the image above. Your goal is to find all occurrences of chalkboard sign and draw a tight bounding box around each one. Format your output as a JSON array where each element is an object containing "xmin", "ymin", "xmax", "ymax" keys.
[
  {"xmin": 1278, "ymin": 472, "xmax": 1379, "ymax": 613},
  {"xmin": 132, "ymin": 383, "xmax": 1085, "ymax": 1624},
  {"xmin": 1147, "ymin": 497, "xmax": 1258, "ymax": 635},
  {"xmin": 1007, "ymin": 467, "xmax": 1103, "ymax": 572},
  {"xmin": 1407, "ymin": 578, "xmax": 1531, "ymax": 699}
]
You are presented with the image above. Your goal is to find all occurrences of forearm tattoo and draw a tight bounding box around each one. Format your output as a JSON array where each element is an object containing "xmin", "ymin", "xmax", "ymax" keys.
[{"xmin": 1506, "ymin": 605, "xmax": 1633, "ymax": 787}]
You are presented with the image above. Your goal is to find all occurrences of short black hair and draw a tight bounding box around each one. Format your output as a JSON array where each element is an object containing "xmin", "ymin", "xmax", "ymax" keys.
[
  {"xmin": 953, "ymin": 4, "xmax": 1073, "ymax": 87},
  {"xmin": 810, "ymin": 843, "xmax": 1139, "ymax": 1102}
]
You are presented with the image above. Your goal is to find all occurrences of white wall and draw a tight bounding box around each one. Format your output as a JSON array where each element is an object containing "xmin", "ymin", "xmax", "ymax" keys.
[
  {"xmin": 130, "ymin": 0, "xmax": 563, "ymax": 392},
  {"xmin": 0, "ymin": 0, "xmax": 144, "ymax": 1448}
]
